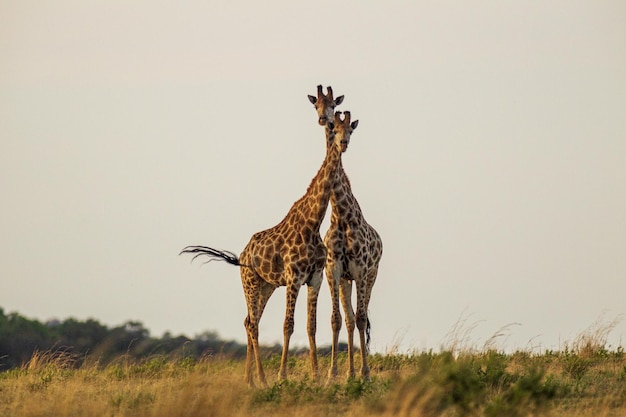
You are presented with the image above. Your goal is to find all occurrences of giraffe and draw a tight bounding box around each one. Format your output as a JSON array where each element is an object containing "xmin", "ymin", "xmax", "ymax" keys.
[
  {"xmin": 308, "ymin": 86, "xmax": 383, "ymax": 380},
  {"xmin": 181, "ymin": 100, "xmax": 357, "ymax": 387},
  {"xmin": 308, "ymin": 84, "xmax": 344, "ymax": 126}
]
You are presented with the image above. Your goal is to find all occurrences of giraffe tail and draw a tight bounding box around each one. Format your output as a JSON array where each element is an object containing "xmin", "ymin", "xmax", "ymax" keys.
[
  {"xmin": 180, "ymin": 245, "xmax": 251, "ymax": 268},
  {"xmin": 366, "ymin": 316, "xmax": 372, "ymax": 354}
]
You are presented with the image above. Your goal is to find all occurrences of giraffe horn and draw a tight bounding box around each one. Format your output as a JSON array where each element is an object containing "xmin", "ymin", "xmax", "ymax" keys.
[
  {"xmin": 317, "ymin": 85, "xmax": 323, "ymax": 98},
  {"xmin": 343, "ymin": 111, "xmax": 351, "ymax": 124},
  {"xmin": 334, "ymin": 111, "xmax": 343, "ymax": 124},
  {"xmin": 326, "ymin": 86, "xmax": 334, "ymax": 100}
]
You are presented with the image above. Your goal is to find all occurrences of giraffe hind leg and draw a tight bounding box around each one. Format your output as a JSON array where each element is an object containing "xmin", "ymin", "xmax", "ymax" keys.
[
  {"xmin": 241, "ymin": 268, "xmax": 267, "ymax": 387},
  {"xmin": 243, "ymin": 316, "xmax": 255, "ymax": 387},
  {"xmin": 357, "ymin": 269, "xmax": 378, "ymax": 380}
]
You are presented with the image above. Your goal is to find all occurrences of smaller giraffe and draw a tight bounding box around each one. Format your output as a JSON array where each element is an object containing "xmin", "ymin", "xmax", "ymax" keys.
[
  {"xmin": 309, "ymin": 87, "xmax": 383, "ymax": 381},
  {"xmin": 181, "ymin": 104, "xmax": 358, "ymax": 387}
]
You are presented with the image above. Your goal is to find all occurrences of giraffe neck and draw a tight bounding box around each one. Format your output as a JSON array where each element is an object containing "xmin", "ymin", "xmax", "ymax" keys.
[
  {"xmin": 322, "ymin": 126, "xmax": 363, "ymax": 222},
  {"xmin": 330, "ymin": 161, "xmax": 364, "ymax": 222},
  {"xmin": 287, "ymin": 137, "xmax": 341, "ymax": 230}
]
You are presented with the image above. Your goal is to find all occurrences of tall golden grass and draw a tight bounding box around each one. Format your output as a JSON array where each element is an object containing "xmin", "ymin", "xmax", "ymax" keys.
[
  {"xmin": 0, "ymin": 315, "xmax": 624, "ymax": 416},
  {"xmin": 2, "ymin": 338, "xmax": 626, "ymax": 417}
]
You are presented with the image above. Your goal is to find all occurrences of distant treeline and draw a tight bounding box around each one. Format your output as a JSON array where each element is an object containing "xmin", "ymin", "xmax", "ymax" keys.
[
  {"xmin": 0, "ymin": 307, "xmax": 346, "ymax": 371},
  {"xmin": 0, "ymin": 307, "xmax": 246, "ymax": 371}
]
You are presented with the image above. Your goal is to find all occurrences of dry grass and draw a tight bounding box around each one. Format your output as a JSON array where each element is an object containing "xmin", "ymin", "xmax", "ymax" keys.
[
  {"xmin": 1, "ymin": 352, "xmax": 252, "ymax": 417},
  {"xmin": 2, "ymin": 345, "xmax": 626, "ymax": 417},
  {"xmin": 3, "ymin": 315, "xmax": 626, "ymax": 417}
]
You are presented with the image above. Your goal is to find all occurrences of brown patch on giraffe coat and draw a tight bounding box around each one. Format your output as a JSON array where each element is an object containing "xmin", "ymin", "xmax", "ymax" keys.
[
  {"xmin": 260, "ymin": 260, "xmax": 271, "ymax": 275},
  {"xmin": 297, "ymin": 243, "xmax": 307, "ymax": 258},
  {"xmin": 271, "ymin": 253, "xmax": 284, "ymax": 273}
]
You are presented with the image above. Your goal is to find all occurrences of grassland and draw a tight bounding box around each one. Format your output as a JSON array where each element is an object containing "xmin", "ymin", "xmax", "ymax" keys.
[{"xmin": 2, "ymin": 340, "xmax": 626, "ymax": 417}]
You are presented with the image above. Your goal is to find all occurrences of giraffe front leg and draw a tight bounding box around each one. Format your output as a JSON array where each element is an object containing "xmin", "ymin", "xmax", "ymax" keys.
[
  {"xmin": 356, "ymin": 280, "xmax": 372, "ymax": 381},
  {"xmin": 326, "ymin": 262, "xmax": 342, "ymax": 380},
  {"xmin": 306, "ymin": 271, "xmax": 323, "ymax": 381},
  {"xmin": 279, "ymin": 282, "xmax": 300, "ymax": 380},
  {"xmin": 340, "ymin": 278, "xmax": 356, "ymax": 379}
]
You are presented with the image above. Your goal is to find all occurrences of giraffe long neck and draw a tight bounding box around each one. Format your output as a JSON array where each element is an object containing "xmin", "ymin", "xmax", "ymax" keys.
[
  {"xmin": 322, "ymin": 126, "xmax": 363, "ymax": 223},
  {"xmin": 288, "ymin": 137, "xmax": 341, "ymax": 230},
  {"xmin": 330, "ymin": 161, "xmax": 364, "ymax": 222}
]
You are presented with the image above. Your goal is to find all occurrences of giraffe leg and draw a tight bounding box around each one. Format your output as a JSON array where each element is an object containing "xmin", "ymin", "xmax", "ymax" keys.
[
  {"xmin": 326, "ymin": 261, "xmax": 342, "ymax": 379},
  {"xmin": 306, "ymin": 270, "xmax": 323, "ymax": 381},
  {"xmin": 258, "ymin": 281, "xmax": 277, "ymax": 319},
  {"xmin": 256, "ymin": 281, "xmax": 276, "ymax": 380},
  {"xmin": 356, "ymin": 271, "xmax": 377, "ymax": 380},
  {"xmin": 355, "ymin": 288, "xmax": 370, "ymax": 380},
  {"xmin": 279, "ymin": 280, "xmax": 301, "ymax": 380},
  {"xmin": 241, "ymin": 269, "xmax": 267, "ymax": 387},
  {"xmin": 243, "ymin": 313, "xmax": 265, "ymax": 387},
  {"xmin": 339, "ymin": 278, "xmax": 356, "ymax": 379},
  {"xmin": 243, "ymin": 316, "xmax": 255, "ymax": 387}
]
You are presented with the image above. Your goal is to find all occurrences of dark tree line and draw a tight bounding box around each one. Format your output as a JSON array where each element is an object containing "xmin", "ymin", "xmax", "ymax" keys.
[
  {"xmin": 0, "ymin": 307, "xmax": 346, "ymax": 371},
  {"xmin": 0, "ymin": 307, "xmax": 250, "ymax": 371}
]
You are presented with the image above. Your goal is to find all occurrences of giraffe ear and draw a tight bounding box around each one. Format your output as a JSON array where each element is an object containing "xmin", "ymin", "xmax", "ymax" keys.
[
  {"xmin": 326, "ymin": 122, "xmax": 335, "ymax": 130},
  {"xmin": 335, "ymin": 95, "xmax": 344, "ymax": 106},
  {"xmin": 308, "ymin": 95, "xmax": 317, "ymax": 105},
  {"xmin": 351, "ymin": 120, "xmax": 359, "ymax": 130}
]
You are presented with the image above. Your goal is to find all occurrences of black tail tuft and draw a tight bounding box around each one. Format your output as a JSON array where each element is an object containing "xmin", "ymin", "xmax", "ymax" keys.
[
  {"xmin": 180, "ymin": 245, "xmax": 246, "ymax": 267},
  {"xmin": 365, "ymin": 316, "xmax": 372, "ymax": 354}
]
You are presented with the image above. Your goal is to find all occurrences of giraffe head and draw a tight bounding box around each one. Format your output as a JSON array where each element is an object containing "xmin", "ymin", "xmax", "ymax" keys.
[
  {"xmin": 331, "ymin": 111, "xmax": 358, "ymax": 153},
  {"xmin": 308, "ymin": 85, "xmax": 344, "ymax": 126}
]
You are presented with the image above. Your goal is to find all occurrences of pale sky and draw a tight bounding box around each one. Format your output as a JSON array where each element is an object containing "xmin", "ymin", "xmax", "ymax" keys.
[{"xmin": 2, "ymin": 1, "xmax": 625, "ymax": 354}]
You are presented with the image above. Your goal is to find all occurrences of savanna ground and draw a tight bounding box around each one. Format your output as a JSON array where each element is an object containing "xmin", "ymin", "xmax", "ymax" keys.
[{"xmin": 2, "ymin": 319, "xmax": 626, "ymax": 417}]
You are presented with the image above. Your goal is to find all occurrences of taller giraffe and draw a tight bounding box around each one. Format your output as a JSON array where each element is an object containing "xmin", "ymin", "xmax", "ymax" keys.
[
  {"xmin": 181, "ymin": 97, "xmax": 357, "ymax": 387},
  {"xmin": 308, "ymin": 86, "xmax": 383, "ymax": 380}
]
